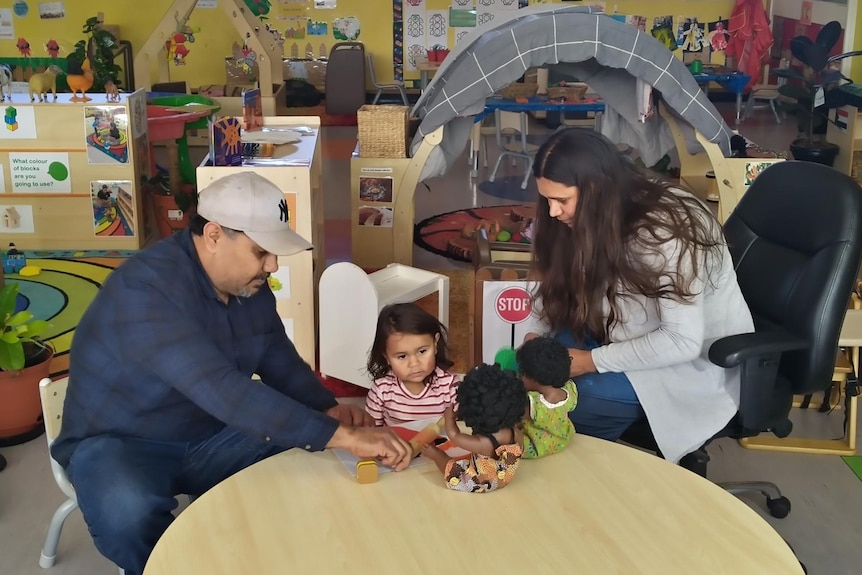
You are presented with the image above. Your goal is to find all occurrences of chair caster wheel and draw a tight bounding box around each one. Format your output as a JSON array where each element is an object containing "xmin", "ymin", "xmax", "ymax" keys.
[{"xmin": 767, "ymin": 495, "xmax": 791, "ymax": 518}]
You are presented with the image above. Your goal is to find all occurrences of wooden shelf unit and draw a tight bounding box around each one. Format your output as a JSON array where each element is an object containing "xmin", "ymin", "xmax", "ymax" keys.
[
  {"xmin": 196, "ymin": 116, "xmax": 323, "ymax": 369},
  {"xmin": 0, "ymin": 90, "xmax": 151, "ymax": 250}
]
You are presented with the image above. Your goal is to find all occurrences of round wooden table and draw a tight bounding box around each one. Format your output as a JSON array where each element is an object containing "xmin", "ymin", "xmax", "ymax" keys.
[{"xmin": 143, "ymin": 434, "xmax": 803, "ymax": 574}]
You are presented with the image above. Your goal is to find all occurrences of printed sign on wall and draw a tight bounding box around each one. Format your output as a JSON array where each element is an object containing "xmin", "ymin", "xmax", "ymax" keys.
[
  {"xmin": 482, "ymin": 280, "xmax": 544, "ymax": 362},
  {"xmin": 9, "ymin": 151, "xmax": 71, "ymax": 193}
]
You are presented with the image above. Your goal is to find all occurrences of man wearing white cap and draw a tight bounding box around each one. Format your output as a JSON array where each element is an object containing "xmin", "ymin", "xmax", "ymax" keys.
[{"xmin": 53, "ymin": 172, "xmax": 412, "ymax": 575}]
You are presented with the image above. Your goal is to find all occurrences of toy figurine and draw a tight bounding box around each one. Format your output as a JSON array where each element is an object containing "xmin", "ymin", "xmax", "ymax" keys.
[
  {"xmin": 105, "ymin": 80, "xmax": 120, "ymax": 102},
  {"xmin": 515, "ymin": 337, "xmax": 578, "ymax": 459},
  {"xmin": 420, "ymin": 364, "xmax": 527, "ymax": 493},
  {"xmin": 67, "ymin": 58, "xmax": 94, "ymax": 103},
  {"xmin": 0, "ymin": 64, "xmax": 12, "ymax": 102},
  {"xmin": 28, "ymin": 65, "xmax": 63, "ymax": 103},
  {"xmin": 2, "ymin": 242, "xmax": 27, "ymax": 274}
]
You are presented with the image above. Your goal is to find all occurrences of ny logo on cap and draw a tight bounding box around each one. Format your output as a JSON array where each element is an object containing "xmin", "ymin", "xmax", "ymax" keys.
[{"xmin": 278, "ymin": 199, "xmax": 289, "ymax": 223}]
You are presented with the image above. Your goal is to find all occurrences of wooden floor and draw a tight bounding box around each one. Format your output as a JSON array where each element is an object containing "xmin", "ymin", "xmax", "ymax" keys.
[{"xmin": 2, "ymin": 102, "xmax": 862, "ymax": 574}]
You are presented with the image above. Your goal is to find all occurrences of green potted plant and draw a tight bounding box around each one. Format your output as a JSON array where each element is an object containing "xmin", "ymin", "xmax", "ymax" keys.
[
  {"xmin": 0, "ymin": 283, "xmax": 54, "ymax": 442},
  {"xmin": 776, "ymin": 21, "xmax": 862, "ymax": 166},
  {"xmin": 68, "ymin": 16, "xmax": 122, "ymax": 90}
]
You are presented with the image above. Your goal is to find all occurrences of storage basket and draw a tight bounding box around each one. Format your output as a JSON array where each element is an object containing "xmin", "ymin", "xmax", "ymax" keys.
[
  {"xmin": 499, "ymin": 82, "xmax": 538, "ymax": 100},
  {"xmin": 357, "ymin": 105, "xmax": 413, "ymax": 158},
  {"xmin": 547, "ymin": 84, "xmax": 588, "ymax": 102}
]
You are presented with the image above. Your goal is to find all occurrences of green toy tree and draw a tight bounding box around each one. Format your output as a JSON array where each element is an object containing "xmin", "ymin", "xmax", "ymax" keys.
[{"xmin": 68, "ymin": 16, "xmax": 122, "ymax": 89}]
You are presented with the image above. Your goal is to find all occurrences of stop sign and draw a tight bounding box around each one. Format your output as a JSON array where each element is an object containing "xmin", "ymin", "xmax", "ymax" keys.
[{"xmin": 495, "ymin": 286, "xmax": 533, "ymax": 323}]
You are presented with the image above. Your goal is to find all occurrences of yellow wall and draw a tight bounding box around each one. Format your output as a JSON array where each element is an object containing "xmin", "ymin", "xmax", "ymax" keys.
[{"xmin": 0, "ymin": 0, "xmax": 743, "ymax": 90}]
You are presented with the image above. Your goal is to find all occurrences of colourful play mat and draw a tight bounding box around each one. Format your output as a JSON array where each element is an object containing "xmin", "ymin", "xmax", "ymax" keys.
[
  {"xmin": 5, "ymin": 257, "xmax": 124, "ymax": 377},
  {"xmin": 413, "ymin": 204, "xmax": 534, "ymax": 262}
]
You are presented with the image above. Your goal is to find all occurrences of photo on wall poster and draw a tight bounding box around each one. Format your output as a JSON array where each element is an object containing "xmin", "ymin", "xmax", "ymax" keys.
[
  {"xmin": 90, "ymin": 180, "xmax": 135, "ymax": 237},
  {"xmin": 358, "ymin": 176, "xmax": 393, "ymax": 203},
  {"xmin": 357, "ymin": 206, "xmax": 393, "ymax": 227},
  {"xmin": 83, "ymin": 106, "xmax": 129, "ymax": 164}
]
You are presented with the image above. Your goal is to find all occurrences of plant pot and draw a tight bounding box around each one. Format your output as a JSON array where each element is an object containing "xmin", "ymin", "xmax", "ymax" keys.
[
  {"xmin": 150, "ymin": 192, "xmax": 192, "ymax": 238},
  {"xmin": 0, "ymin": 345, "xmax": 53, "ymax": 444},
  {"xmin": 790, "ymin": 139, "xmax": 840, "ymax": 167}
]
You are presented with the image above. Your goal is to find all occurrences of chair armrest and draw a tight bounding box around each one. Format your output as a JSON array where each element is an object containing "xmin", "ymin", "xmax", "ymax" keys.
[
  {"xmin": 709, "ymin": 331, "xmax": 808, "ymax": 435},
  {"xmin": 708, "ymin": 331, "xmax": 808, "ymax": 368}
]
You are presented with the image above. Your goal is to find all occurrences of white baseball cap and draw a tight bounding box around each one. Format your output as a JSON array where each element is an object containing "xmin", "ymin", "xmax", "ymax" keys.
[{"xmin": 196, "ymin": 172, "xmax": 313, "ymax": 256}]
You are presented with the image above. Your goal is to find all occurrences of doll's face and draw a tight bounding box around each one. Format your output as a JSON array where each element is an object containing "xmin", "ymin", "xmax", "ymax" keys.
[{"xmin": 385, "ymin": 331, "xmax": 438, "ymax": 387}]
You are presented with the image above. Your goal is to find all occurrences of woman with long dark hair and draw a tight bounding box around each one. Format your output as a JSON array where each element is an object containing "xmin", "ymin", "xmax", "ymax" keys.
[{"xmin": 527, "ymin": 129, "xmax": 754, "ymax": 463}]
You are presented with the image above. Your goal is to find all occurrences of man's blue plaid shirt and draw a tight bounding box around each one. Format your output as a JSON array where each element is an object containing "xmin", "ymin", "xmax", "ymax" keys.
[{"xmin": 52, "ymin": 229, "xmax": 338, "ymax": 468}]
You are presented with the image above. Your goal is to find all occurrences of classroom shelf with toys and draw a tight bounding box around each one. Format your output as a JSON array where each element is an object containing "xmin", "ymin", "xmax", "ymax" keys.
[
  {"xmin": 196, "ymin": 115, "xmax": 324, "ymax": 369},
  {"xmin": 0, "ymin": 90, "xmax": 151, "ymax": 250}
]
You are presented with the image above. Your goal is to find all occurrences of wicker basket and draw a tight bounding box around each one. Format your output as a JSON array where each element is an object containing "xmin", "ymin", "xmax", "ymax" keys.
[
  {"xmin": 548, "ymin": 84, "xmax": 588, "ymax": 102},
  {"xmin": 499, "ymin": 82, "xmax": 538, "ymax": 100},
  {"xmin": 357, "ymin": 105, "xmax": 414, "ymax": 158}
]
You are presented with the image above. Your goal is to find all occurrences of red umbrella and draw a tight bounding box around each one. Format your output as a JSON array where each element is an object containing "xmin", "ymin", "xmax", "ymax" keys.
[{"xmin": 725, "ymin": 0, "xmax": 775, "ymax": 91}]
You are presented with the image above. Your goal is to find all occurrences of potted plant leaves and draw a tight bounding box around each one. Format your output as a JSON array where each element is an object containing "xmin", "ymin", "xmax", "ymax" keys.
[
  {"xmin": 0, "ymin": 283, "xmax": 53, "ymax": 443},
  {"xmin": 775, "ymin": 21, "xmax": 862, "ymax": 166}
]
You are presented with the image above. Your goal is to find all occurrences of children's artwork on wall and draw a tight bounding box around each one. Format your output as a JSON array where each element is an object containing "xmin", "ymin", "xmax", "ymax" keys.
[
  {"xmin": 332, "ymin": 16, "xmax": 360, "ymax": 41},
  {"xmin": 319, "ymin": 43, "xmax": 326, "ymax": 57},
  {"xmin": 393, "ymin": 0, "xmax": 404, "ymax": 81},
  {"xmin": 427, "ymin": 11, "xmax": 448, "ymax": 47},
  {"xmin": 404, "ymin": 0, "xmax": 422, "ymax": 71},
  {"xmin": 244, "ymin": 0, "xmax": 273, "ymax": 19},
  {"xmin": 0, "ymin": 9, "xmax": 14, "ymax": 40},
  {"xmin": 277, "ymin": 0, "xmax": 308, "ymax": 19},
  {"xmin": 13, "ymin": 2, "xmax": 29, "ymax": 18},
  {"xmin": 357, "ymin": 206, "xmax": 393, "ymax": 227},
  {"xmin": 83, "ymin": 106, "xmax": 129, "ymax": 165},
  {"xmin": 651, "ymin": 16, "xmax": 676, "ymax": 52},
  {"xmin": 708, "ymin": 20, "xmax": 729, "ymax": 53},
  {"xmin": 45, "ymin": 38, "xmax": 61, "ymax": 58},
  {"xmin": 800, "ymin": 1, "xmax": 813, "ymax": 27},
  {"xmin": 359, "ymin": 176, "xmax": 393, "ymax": 203},
  {"xmin": 284, "ymin": 16, "xmax": 307, "ymax": 38},
  {"xmin": 626, "ymin": 15, "xmax": 646, "ymax": 32},
  {"xmin": 8, "ymin": 152, "xmax": 70, "ymax": 193},
  {"xmin": 456, "ymin": 29, "xmax": 470, "ymax": 44},
  {"xmin": 0, "ymin": 204, "xmax": 34, "ymax": 234},
  {"xmin": 17, "ymin": 37, "xmax": 31, "ymax": 57},
  {"xmin": 0, "ymin": 105, "xmax": 37, "ymax": 140},
  {"xmin": 90, "ymin": 180, "xmax": 136, "ymax": 238},
  {"xmin": 307, "ymin": 21, "xmax": 327, "ymax": 36},
  {"xmin": 678, "ymin": 18, "xmax": 707, "ymax": 53},
  {"xmin": 314, "ymin": 0, "xmax": 336, "ymax": 8},
  {"xmin": 38, "ymin": 2, "xmax": 64, "ymax": 19},
  {"xmin": 609, "ymin": 14, "xmax": 626, "ymax": 25}
]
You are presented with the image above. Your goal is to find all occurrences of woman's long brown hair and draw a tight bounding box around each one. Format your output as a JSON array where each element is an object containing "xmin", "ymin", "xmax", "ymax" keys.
[{"xmin": 530, "ymin": 129, "xmax": 723, "ymax": 342}]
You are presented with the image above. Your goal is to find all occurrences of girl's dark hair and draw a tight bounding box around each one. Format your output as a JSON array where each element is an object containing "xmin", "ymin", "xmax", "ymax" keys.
[
  {"xmin": 516, "ymin": 337, "xmax": 570, "ymax": 388},
  {"xmin": 366, "ymin": 303, "xmax": 453, "ymax": 379},
  {"xmin": 456, "ymin": 364, "xmax": 527, "ymax": 435},
  {"xmin": 531, "ymin": 129, "xmax": 723, "ymax": 342}
]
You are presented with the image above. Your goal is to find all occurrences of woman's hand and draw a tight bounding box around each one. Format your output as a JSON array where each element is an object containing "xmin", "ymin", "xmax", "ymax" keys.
[{"xmin": 568, "ymin": 348, "xmax": 597, "ymax": 377}]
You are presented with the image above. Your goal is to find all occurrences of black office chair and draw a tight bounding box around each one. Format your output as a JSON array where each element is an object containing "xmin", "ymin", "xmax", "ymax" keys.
[{"xmin": 621, "ymin": 160, "xmax": 862, "ymax": 519}]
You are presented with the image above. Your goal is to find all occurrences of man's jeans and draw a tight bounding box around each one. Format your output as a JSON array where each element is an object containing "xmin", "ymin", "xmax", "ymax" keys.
[{"xmin": 67, "ymin": 427, "xmax": 284, "ymax": 575}]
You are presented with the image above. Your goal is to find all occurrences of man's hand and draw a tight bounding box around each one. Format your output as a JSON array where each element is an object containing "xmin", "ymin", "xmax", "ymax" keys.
[
  {"xmin": 327, "ymin": 426, "xmax": 413, "ymax": 471},
  {"xmin": 325, "ymin": 403, "xmax": 374, "ymax": 427}
]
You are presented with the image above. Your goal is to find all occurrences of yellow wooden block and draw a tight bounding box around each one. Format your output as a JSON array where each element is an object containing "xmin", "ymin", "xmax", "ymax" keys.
[{"xmin": 356, "ymin": 460, "xmax": 378, "ymax": 484}]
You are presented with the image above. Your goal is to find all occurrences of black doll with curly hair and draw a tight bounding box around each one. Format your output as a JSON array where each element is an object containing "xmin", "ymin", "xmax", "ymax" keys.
[
  {"xmin": 516, "ymin": 337, "xmax": 579, "ymax": 459},
  {"xmin": 420, "ymin": 364, "xmax": 527, "ymax": 493}
]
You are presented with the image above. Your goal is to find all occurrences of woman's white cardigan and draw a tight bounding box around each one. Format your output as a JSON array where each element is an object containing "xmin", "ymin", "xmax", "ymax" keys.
[{"xmin": 588, "ymin": 215, "xmax": 754, "ymax": 464}]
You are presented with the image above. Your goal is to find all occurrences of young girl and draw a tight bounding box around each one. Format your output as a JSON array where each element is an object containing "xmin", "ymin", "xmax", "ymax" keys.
[
  {"xmin": 421, "ymin": 363, "xmax": 527, "ymax": 493},
  {"xmin": 365, "ymin": 303, "xmax": 460, "ymax": 426},
  {"xmin": 516, "ymin": 336, "xmax": 578, "ymax": 458}
]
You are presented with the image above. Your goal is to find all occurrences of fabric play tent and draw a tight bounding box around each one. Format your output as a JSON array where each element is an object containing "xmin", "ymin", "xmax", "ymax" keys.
[{"xmin": 410, "ymin": 4, "xmax": 737, "ymax": 181}]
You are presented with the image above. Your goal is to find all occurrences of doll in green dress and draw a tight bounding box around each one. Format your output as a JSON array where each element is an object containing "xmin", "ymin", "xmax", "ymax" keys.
[{"xmin": 516, "ymin": 336, "xmax": 578, "ymax": 458}]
